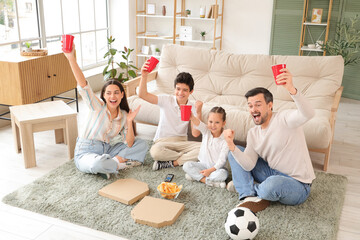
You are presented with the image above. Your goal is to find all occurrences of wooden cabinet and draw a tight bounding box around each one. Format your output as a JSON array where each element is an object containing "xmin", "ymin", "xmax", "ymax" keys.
[{"xmin": 0, "ymin": 52, "xmax": 76, "ymax": 106}]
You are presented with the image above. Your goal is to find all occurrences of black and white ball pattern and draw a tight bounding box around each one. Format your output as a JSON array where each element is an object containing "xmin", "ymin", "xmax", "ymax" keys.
[{"xmin": 224, "ymin": 207, "xmax": 259, "ymax": 240}]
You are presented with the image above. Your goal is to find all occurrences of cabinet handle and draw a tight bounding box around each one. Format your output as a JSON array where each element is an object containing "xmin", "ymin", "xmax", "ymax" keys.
[
  {"xmin": 48, "ymin": 76, "xmax": 51, "ymax": 78},
  {"xmin": 53, "ymin": 74, "xmax": 56, "ymax": 77}
]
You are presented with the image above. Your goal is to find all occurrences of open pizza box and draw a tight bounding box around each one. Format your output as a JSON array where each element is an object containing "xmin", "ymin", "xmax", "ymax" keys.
[
  {"xmin": 98, "ymin": 178, "xmax": 149, "ymax": 205},
  {"xmin": 131, "ymin": 196, "xmax": 185, "ymax": 228}
]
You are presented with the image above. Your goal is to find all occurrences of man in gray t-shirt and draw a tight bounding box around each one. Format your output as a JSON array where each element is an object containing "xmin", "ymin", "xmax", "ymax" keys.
[{"xmin": 224, "ymin": 68, "xmax": 315, "ymax": 213}]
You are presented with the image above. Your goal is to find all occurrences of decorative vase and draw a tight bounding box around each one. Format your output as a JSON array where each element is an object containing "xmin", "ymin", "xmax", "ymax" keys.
[
  {"xmin": 200, "ymin": 36, "xmax": 205, "ymax": 41},
  {"xmin": 162, "ymin": 5, "xmax": 166, "ymax": 16},
  {"xmin": 200, "ymin": 7, "xmax": 206, "ymax": 18},
  {"xmin": 150, "ymin": 44, "xmax": 157, "ymax": 55},
  {"xmin": 25, "ymin": 48, "xmax": 33, "ymax": 52}
]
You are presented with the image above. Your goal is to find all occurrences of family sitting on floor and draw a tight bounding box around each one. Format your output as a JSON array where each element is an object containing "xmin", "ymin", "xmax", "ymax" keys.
[{"xmin": 64, "ymin": 44, "xmax": 315, "ymax": 213}]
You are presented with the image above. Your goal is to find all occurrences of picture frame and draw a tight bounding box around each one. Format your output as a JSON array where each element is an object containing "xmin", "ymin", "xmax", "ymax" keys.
[
  {"xmin": 147, "ymin": 4, "xmax": 156, "ymax": 15},
  {"xmin": 141, "ymin": 45, "xmax": 150, "ymax": 55},
  {"xmin": 311, "ymin": 8, "xmax": 323, "ymax": 24}
]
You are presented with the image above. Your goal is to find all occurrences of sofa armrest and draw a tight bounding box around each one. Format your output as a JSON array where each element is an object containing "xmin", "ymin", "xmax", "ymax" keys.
[
  {"xmin": 329, "ymin": 86, "xmax": 343, "ymax": 134},
  {"xmin": 331, "ymin": 86, "xmax": 343, "ymax": 113},
  {"xmin": 123, "ymin": 70, "xmax": 158, "ymax": 97}
]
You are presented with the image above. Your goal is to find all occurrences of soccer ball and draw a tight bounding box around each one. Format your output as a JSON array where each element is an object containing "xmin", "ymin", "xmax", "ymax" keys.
[{"xmin": 224, "ymin": 207, "xmax": 259, "ymax": 240}]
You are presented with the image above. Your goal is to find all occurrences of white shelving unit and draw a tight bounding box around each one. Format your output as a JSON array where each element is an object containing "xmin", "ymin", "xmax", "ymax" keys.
[{"xmin": 135, "ymin": 0, "xmax": 224, "ymax": 68}]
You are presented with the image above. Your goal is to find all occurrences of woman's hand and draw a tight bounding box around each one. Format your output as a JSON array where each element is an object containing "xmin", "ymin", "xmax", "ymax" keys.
[
  {"xmin": 127, "ymin": 105, "xmax": 141, "ymax": 122},
  {"xmin": 62, "ymin": 42, "xmax": 76, "ymax": 62}
]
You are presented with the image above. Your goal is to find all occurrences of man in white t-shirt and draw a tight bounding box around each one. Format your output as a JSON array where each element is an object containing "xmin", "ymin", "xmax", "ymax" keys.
[
  {"xmin": 223, "ymin": 68, "xmax": 316, "ymax": 213},
  {"xmin": 139, "ymin": 60, "xmax": 202, "ymax": 170}
]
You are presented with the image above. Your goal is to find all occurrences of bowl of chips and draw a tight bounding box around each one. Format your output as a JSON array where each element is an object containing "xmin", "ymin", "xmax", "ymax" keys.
[{"xmin": 157, "ymin": 182, "xmax": 183, "ymax": 199}]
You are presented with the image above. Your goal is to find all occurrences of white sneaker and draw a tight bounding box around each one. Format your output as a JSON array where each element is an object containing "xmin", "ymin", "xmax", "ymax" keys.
[
  {"xmin": 236, "ymin": 196, "xmax": 270, "ymax": 213},
  {"xmin": 208, "ymin": 181, "xmax": 226, "ymax": 189},
  {"xmin": 226, "ymin": 181, "xmax": 236, "ymax": 192},
  {"xmin": 185, "ymin": 174, "xmax": 194, "ymax": 181}
]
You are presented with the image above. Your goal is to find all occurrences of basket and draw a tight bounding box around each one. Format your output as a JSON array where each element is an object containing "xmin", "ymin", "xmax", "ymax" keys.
[{"xmin": 20, "ymin": 49, "xmax": 48, "ymax": 57}]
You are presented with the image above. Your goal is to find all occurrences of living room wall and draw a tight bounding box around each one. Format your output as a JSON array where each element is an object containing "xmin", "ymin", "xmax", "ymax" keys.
[
  {"xmin": 270, "ymin": 0, "xmax": 360, "ymax": 100},
  {"xmin": 128, "ymin": 0, "xmax": 274, "ymax": 55}
]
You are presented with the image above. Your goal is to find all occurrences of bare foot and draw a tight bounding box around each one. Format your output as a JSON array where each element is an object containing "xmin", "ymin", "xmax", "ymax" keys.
[{"xmin": 115, "ymin": 155, "xmax": 128, "ymax": 163}]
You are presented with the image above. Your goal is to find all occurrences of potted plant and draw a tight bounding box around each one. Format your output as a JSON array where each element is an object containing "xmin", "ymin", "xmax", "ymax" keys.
[
  {"xmin": 185, "ymin": 9, "xmax": 191, "ymax": 17},
  {"xmin": 321, "ymin": 14, "xmax": 360, "ymax": 66},
  {"xmin": 24, "ymin": 42, "xmax": 32, "ymax": 52},
  {"xmin": 155, "ymin": 47, "xmax": 161, "ymax": 56},
  {"xmin": 103, "ymin": 36, "xmax": 138, "ymax": 83},
  {"xmin": 200, "ymin": 31, "xmax": 206, "ymax": 41}
]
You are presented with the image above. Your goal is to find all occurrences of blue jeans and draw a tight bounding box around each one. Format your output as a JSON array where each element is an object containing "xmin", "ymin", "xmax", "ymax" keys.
[
  {"xmin": 74, "ymin": 137, "xmax": 148, "ymax": 174},
  {"xmin": 228, "ymin": 146, "xmax": 311, "ymax": 205}
]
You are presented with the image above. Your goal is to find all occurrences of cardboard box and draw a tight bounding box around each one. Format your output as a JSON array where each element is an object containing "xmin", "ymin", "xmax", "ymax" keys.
[
  {"xmin": 131, "ymin": 196, "xmax": 185, "ymax": 228},
  {"xmin": 98, "ymin": 178, "xmax": 149, "ymax": 205}
]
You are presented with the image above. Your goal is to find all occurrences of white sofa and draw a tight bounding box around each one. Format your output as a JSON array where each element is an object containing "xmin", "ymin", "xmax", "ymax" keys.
[{"xmin": 125, "ymin": 44, "xmax": 344, "ymax": 171}]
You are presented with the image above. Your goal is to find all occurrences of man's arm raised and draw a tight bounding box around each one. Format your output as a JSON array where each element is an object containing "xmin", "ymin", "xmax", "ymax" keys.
[{"xmin": 138, "ymin": 60, "xmax": 158, "ymax": 105}]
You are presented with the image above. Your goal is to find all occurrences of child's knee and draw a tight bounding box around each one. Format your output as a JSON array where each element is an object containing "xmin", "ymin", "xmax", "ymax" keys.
[
  {"xmin": 182, "ymin": 161, "xmax": 192, "ymax": 172},
  {"xmin": 150, "ymin": 144, "xmax": 162, "ymax": 160}
]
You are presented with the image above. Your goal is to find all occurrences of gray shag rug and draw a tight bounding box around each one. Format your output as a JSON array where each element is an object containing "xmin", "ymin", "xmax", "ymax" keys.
[{"xmin": 2, "ymin": 142, "xmax": 347, "ymax": 240}]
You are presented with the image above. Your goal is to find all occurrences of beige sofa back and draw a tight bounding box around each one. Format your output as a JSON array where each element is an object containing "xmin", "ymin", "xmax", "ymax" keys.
[{"xmin": 128, "ymin": 44, "xmax": 344, "ymax": 150}]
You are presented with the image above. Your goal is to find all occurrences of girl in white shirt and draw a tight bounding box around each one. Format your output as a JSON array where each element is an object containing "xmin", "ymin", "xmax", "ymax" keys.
[{"xmin": 183, "ymin": 107, "xmax": 229, "ymax": 188}]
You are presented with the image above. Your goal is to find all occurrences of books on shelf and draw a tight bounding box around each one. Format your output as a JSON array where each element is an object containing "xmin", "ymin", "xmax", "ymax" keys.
[{"xmin": 207, "ymin": 5, "xmax": 218, "ymax": 19}]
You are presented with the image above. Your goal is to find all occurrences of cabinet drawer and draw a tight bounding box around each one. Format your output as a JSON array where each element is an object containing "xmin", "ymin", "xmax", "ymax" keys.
[
  {"xmin": 179, "ymin": 26, "xmax": 193, "ymax": 34},
  {"xmin": 179, "ymin": 33, "xmax": 193, "ymax": 41}
]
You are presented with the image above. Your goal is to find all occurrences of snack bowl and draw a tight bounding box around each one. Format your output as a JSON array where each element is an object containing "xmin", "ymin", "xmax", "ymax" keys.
[{"xmin": 157, "ymin": 182, "xmax": 183, "ymax": 200}]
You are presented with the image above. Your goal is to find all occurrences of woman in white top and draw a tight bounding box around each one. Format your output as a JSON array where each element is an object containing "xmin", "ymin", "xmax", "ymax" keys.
[
  {"xmin": 63, "ymin": 43, "xmax": 148, "ymax": 179},
  {"xmin": 183, "ymin": 106, "xmax": 229, "ymax": 188}
]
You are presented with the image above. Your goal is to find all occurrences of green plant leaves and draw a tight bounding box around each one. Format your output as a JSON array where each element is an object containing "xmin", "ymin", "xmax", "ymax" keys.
[
  {"xmin": 109, "ymin": 48, "xmax": 117, "ymax": 55},
  {"xmin": 103, "ymin": 36, "xmax": 138, "ymax": 82},
  {"xmin": 128, "ymin": 70, "xmax": 136, "ymax": 78},
  {"xmin": 323, "ymin": 14, "xmax": 360, "ymax": 66}
]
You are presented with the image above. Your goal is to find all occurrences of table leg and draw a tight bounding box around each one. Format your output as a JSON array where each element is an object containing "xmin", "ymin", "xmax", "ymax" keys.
[
  {"xmin": 55, "ymin": 128, "xmax": 64, "ymax": 144},
  {"xmin": 10, "ymin": 112, "xmax": 21, "ymax": 153},
  {"xmin": 65, "ymin": 116, "xmax": 78, "ymax": 159},
  {"xmin": 19, "ymin": 123, "xmax": 36, "ymax": 168}
]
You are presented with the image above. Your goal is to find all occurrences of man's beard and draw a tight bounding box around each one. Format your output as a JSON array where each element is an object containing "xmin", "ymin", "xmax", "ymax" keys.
[{"xmin": 253, "ymin": 111, "xmax": 269, "ymax": 125}]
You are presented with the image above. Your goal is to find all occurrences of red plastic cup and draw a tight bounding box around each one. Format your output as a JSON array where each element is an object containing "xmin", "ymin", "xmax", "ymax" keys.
[
  {"xmin": 180, "ymin": 105, "xmax": 192, "ymax": 121},
  {"xmin": 147, "ymin": 56, "xmax": 159, "ymax": 72},
  {"xmin": 62, "ymin": 34, "xmax": 74, "ymax": 53},
  {"xmin": 271, "ymin": 64, "xmax": 286, "ymax": 85}
]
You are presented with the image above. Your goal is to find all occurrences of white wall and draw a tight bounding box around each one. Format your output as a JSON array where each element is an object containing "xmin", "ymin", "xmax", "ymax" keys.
[
  {"xmin": 109, "ymin": 0, "xmax": 130, "ymax": 53},
  {"xmin": 222, "ymin": 0, "xmax": 274, "ymax": 54},
  {"xmin": 127, "ymin": 0, "xmax": 274, "ymax": 55}
]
